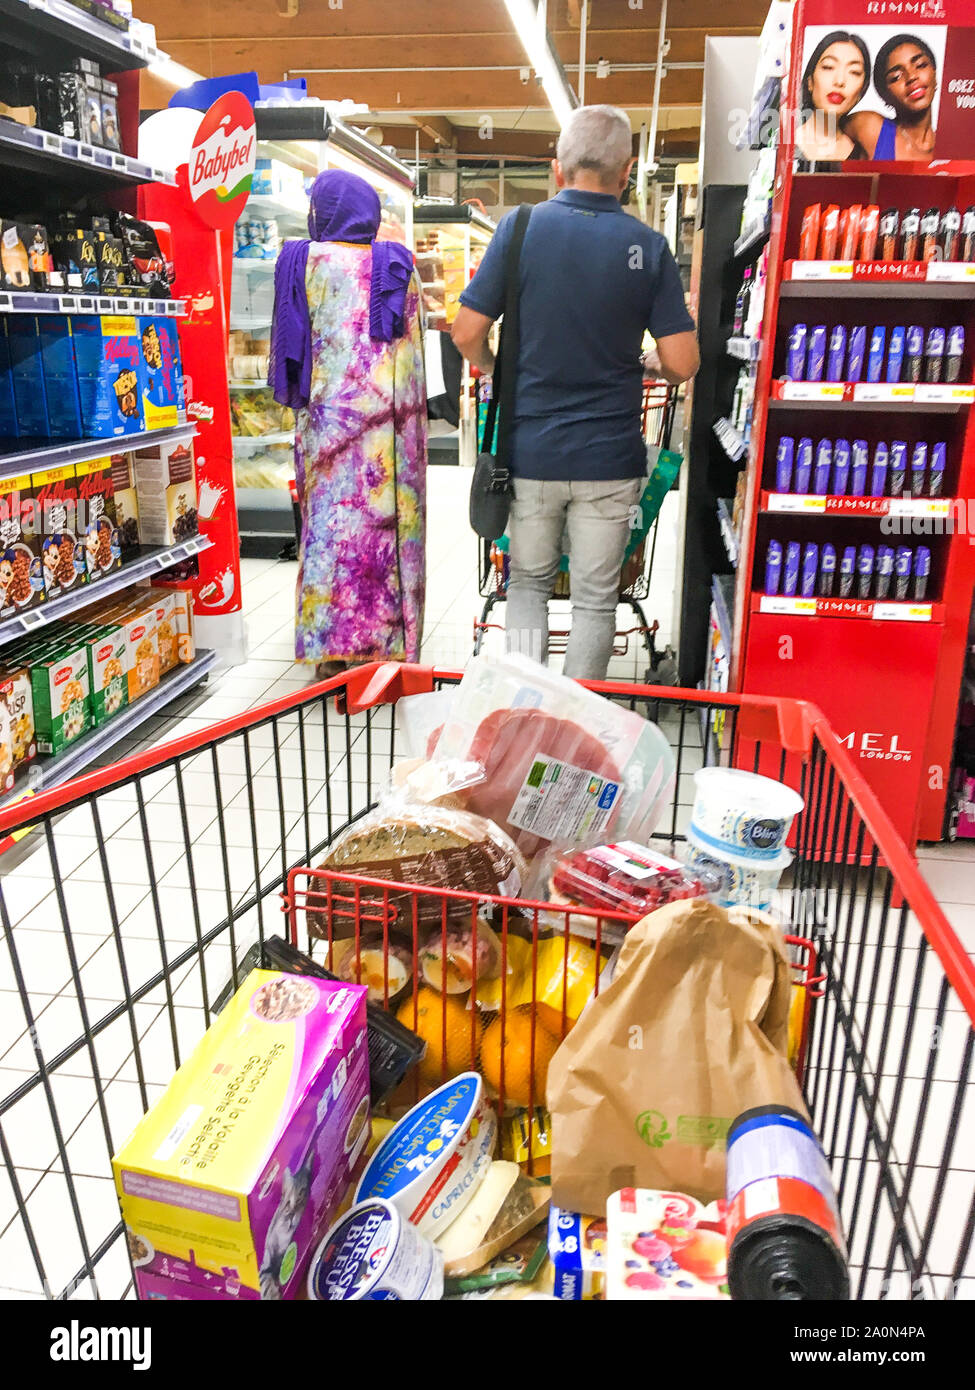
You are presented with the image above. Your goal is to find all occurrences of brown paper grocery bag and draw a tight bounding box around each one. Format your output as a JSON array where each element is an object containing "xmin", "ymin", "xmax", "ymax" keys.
[{"xmin": 548, "ymin": 899, "xmax": 805, "ymax": 1212}]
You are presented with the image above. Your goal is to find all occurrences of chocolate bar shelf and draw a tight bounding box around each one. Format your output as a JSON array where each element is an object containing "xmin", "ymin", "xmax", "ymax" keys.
[
  {"xmin": 0, "ymin": 649, "xmax": 217, "ymax": 812},
  {"xmin": 0, "ymin": 291, "xmax": 186, "ymax": 318},
  {"xmin": 0, "ymin": 0, "xmax": 163, "ymax": 69},
  {"xmin": 753, "ymin": 593, "xmax": 943, "ymax": 623},
  {"xmin": 0, "ymin": 422, "xmax": 196, "ymax": 483},
  {"xmin": 0, "ymin": 534, "xmax": 213, "ymax": 650},
  {"xmin": 713, "ymin": 416, "xmax": 747, "ymax": 462},
  {"xmin": 762, "ymin": 492, "xmax": 953, "ymax": 519},
  {"xmin": 0, "ymin": 120, "xmax": 175, "ymax": 191}
]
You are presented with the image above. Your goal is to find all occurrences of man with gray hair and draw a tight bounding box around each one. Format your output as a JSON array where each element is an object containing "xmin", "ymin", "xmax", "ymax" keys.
[{"xmin": 452, "ymin": 104, "xmax": 698, "ymax": 680}]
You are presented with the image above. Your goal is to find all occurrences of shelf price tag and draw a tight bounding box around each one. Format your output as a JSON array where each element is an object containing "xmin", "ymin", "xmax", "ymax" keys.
[
  {"xmin": 925, "ymin": 262, "xmax": 975, "ymax": 283},
  {"xmin": 872, "ymin": 603, "xmax": 933, "ymax": 623},
  {"xmin": 914, "ymin": 383, "xmax": 975, "ymax": 404},
  {"xmin": 852, "ymin": 383, "xmax": 914, "ymax": 404},
  {"xmin": 788, "ymin": 260, "xmax": 853, "ymax": 281},
  {"xmin": 887, "ymin": 497, "xmax": 951, "ymax": 519},
  {"xmin": 779, "ymin": 381, "xmax": 846, "ymax": 401},
  {"xmin": 767, "ymin": 494, "xmax": 826, "ymax": 513},
  {"xmin": 759, "ymin": 596, "xmax": 817, "ymax": 616}
]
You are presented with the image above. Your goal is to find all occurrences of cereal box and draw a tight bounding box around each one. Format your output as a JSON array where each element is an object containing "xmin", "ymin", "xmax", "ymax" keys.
[
  {"xmin": 133, "ymin": 439, "xmax": 198, "ymax": 546},
  {"xmin": 0, "ymin": 665, "xmax": 37, "ymax": 784},
  {"xmin": 118, "ymin": 598, "xmax": 159, "ymax": 701},
  {"xmin": 31, "ymin": 644, "xmax": 91, "ymax": 755},
  {"xmin": 83, "ymin": 623, "xmax": 128, "ymax": 725},
  {"xmin": 72, "ymin": 314, "xmax": 145, "ymax": 438},
  {"xmin": 150, "ymin": 589, "xmax": 178, "ymax": 676},
  {"xmin": 112, "ymin": 970, "xmax": 370, "ymax": 1301},
  {"xmin": 0, "ymin": 473, "xmax": 43, "ymax": 618},
  {"xmin": 137, "ymin": 316, "xmax": 185, "ymax": 431},
  {"xmin": 153, "ymin": 580, "xmax": 195, "ymax": 663},
  {"xmin": 110, "ymin": 452, "xmax": 140, "ymax": 555},
  {"xmin": 548, "ymin": 1207, "xmax": 607, "ymax": 1300},
  {"xmin": 36, "ymin": 316, "xmax": 83, "ymax": 440},
  {"xmin": 31, "ymin": 465, "xmax": 85, "ymax": 600},
  {"xmin": 6, "ymin": 315, "xmax": 50, "ymax": 438},
  {"xmin": 0, "ymin": 317, "xmax": 22, "ymax": 437},
  {"xmin": 75, "ymin": 457, "xmax": 120, "ymax": 582},
  {"xmin": 0, "ymin": 695, "xmax": 11, "ymax": 792}
]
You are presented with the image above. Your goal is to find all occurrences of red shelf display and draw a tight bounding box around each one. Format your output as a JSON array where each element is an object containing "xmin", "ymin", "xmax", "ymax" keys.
[{"xmin": 729, "ymin": 0, "xmax": 975, "ymax": 847}]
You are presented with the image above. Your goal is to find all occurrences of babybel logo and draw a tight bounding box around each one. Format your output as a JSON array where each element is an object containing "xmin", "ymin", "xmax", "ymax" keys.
[{"xmin": 188, "ymin": 91, "xmax": 256, "ymax": 231}]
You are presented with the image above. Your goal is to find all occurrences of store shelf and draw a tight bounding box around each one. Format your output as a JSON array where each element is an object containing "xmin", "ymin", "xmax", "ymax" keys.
[
  {"xmin": 726, "ymin": 335, "xmax": 757, "ymax": 362},
  {"xmin": 232, "ymin": 431, "xmax": 293, "ymax": 449},
  {"xmin": 783, "ymin": 259, "xmax": 975, "ymax": 294},
  {"xmin": 0, "ymin": 289, "xmax": 186, "ymax": 317},
  {"xmin": 0, "ymin": 535, "xmax": 212, "ymax": 649},
  {"xmin": 232, "ymin": 258, "xmax": 277, "ymax": 274},
  {"xmin": 762, "ymin": 490, "xmax": 952, "ymax": 518},
  {"xmin": 0, "ymin": 120, "xmax": 174, "ymax": 191},
  {"xmin": 229, "ymin": 379, "xmax": 269, "ymax": 390},
  {"xmin": 229, "ymin": 316, "xmax": 271, "ymax": 331},
  {"xmin": 245, "ymin": 191, "xmax": 308, "ymax": 223},
  {"xmin": 733, "ymin": 216, "xmax": 771, "ymax": 262},
  {"xmin": 713, "ymin": 417, "xmax": 747, "ymax": 462},
  {"xmin": 0, "ymin": 650, "xmax": 217, "ymax": 812},
  {"xmin": 0, "ymin": 422, "xmax": 195, "ymax": 483},
  {"xmin": 0, "ymin": 0, "xmax": 163, "ymax": 69},
  {"xmin": 717, "ymin": 498, "xmax": 738, "ymax": 567},
  {"xmin": 737, "ymin": 73, "xmax": 780, "ymax": 152},
  {"xmin": 752, "ymin": 593, "xmax": 943, "ymax": 623},
  {"xmin": 769, "ymin": 380, "xmax": 973, "ymax": 410}
]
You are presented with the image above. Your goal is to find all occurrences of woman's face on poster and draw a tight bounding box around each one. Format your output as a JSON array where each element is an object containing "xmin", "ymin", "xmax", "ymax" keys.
[
  {"xmin": 882, "ymin": 42, "xmax": 937, "ymax": 115},
  {"xmin": 808, "ymin": 41, "xmax": 867, "ymax": 117}
]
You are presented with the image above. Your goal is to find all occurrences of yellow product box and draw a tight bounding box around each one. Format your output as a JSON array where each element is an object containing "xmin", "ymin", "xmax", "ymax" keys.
[
  {"xmin": 117, "ymin": 597, "xmax": 159, "ymax": 701},
  {"xmin": 149, "ymin": 588, "xmax": 178, "ymax": 675},
  {"xmin": 112, "ymin": 970, "xmax": 370, "ymax": 1301}
]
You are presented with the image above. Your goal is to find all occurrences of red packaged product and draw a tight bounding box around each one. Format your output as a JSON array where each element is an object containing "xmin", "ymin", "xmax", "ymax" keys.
[
  {"xmin": 818, "ymin": 204, "xmax": 840, "ymax": 259},
  {"xmin": 839, "ymin": 204, "xmax": 862, "ymax": 261},
  {"xmin": 798, "ymin": 203, "xmax": 821, "ymax": 260},
  {"xmin": 540, "ymin": 841, "xmax": 723, "ymax": 935},
  {"xmin": 859, "ymin": 205, "xmax": 880, "ymax": 261}
]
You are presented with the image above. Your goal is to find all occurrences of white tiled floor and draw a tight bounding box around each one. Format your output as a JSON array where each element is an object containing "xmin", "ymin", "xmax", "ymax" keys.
[{"xmin": 0, "ymin": 464, "xmax": 972, "ymax": 1300}]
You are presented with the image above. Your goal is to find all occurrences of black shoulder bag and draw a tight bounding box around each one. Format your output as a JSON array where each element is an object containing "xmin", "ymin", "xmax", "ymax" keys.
[{"xmin": 468, "ymin": 203, "xmax": 532, "ymax": 540}]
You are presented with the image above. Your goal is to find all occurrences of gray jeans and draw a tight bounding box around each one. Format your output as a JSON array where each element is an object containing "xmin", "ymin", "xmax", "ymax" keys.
[{"xmin": 505, "ymin": 476, "xmax": 644, "ymax": 680}]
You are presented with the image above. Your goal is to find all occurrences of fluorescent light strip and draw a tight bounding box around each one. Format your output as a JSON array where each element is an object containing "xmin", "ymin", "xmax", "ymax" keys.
[
  {"xmin": 503, "ymin": 0, "xmax": 575, "ymax": 127},
  {"xmin": 147, "ymin": 57, "xmax": 204, "ymax": 90}
]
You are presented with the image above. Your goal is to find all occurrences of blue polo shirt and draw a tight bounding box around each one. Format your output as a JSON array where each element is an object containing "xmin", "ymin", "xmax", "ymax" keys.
[{"xmin": 460, "ymin": 188, "xmax": 694, "ymax": 481}]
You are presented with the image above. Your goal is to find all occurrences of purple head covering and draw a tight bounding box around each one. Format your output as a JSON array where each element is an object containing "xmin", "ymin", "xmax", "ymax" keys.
[{"xmin": 269, "ymin": 168, "xmax": 414, "ymax": 409}]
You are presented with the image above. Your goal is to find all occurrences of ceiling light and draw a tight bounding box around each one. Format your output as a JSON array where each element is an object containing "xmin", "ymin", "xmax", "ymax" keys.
[
  {"xmin": 503, "ymin": 0, "xmax": 576, "ymax": 127},
  {"xmin": 147, "ymin": 57, "xmax": 205, "ymax": 90}
]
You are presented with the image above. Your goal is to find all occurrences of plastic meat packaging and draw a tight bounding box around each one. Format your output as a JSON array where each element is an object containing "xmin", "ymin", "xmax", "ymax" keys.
[{"xmin": 428, "ymin": 653, "xmax": 676, "ymax": 857}]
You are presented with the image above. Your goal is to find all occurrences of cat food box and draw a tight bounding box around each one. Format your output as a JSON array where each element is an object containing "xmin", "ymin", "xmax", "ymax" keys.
[
  {"xmin": 133, "ymin": 438, "xmax": 197, "ymax": 546},
  {"xmin": 110, "ymin": 451, "xmax": 140, "ymax": 554},
  {"xmin": 0, "ymin": 473, "xmax": 43, "ymax": 618},
  {"xmin": 112, "ymin": 970, "xmax": 370, "ymax": 1301},
  {"xmin": 72, "ymin": 315, "xmax": 145, "ymax": 437},
  {"xmin": 137, "ymin": 316, "xmax": 185, "ymax": 431},
  {"xmin": 75, "ymin": 457, "xmax": 120, "ymax": 582}
]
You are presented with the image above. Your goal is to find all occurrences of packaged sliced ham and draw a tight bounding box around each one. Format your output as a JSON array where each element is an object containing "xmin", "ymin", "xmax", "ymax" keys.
[{"xmin": 428, "ymin": 653, "xmax": 676, "ymax": 859}]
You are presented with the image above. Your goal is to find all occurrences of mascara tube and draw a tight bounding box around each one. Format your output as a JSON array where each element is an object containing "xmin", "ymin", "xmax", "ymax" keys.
[
  {"xmin": 911, "ymin": 441, "xmax": 928, "ymax": 497},
  {"xmin": 941, "ymin": 206, "xmax": 962, "ymax": 262},
  {"xmin": 870, "ymin": 441, "xmax": 889, "ymax": 497},
  {"xmin": 857, "ymin": 544, "xmax": 876, "ymax": 599},
  {"xmin": 913, "ymin": 546, "xmax": 931, "ymax": 600},
  {"xmin": 886, "ymin": 326, "xmax": 906, "ymax": 383},
  {"xmin": 775, "ymin": 436, "xmax": 795, "ymax": 492},
  {"xmin": 806, "ymin": 325, "xmax": 828, "ymax": 383},
  {"xmin": 946, "ymin": 326, "xmax": 965, "ymax": 384},
  {"xmin": 929, "ymin": 442, "xmax": 946, "ymax": 498},
  {"xmin": 783, "ymin": 540, "xmax": 801, "ymax": 597},
  {"xmin": 819, "ymin": 543, "xmax": 837, "ymax": 597},
  {"xmin": 889, "ymin": 440, "xmax": 908, "ymax": 496},
  {"xmin": 839, "ymin": 545, "xmax": 857, "ymax": 597},
  {"xmin": 878, "ymin": 208, "xmax": 899, "ymax": 261},
  {"xmin": 901, "ymin": 207, "xmax": 921, "ymax": 261},
  {"xmin": 765, "ymin": 539, "xmax": 783, "ymax": 595},
  {"xmin": 920, "ymin": 207, "xmax": 941, "ymax": 262},
  {"xmin": 832, "ymin": 438, "xmax": 851, "ymax": 495},
  {"xmin": 905, "ymin": 325, "xmax": 925, "ymax": 383},
  {"xmin": 925, "ymin": 327, "xmax": 946, "ymax": 383},
  {"xmin": 801, "ymin": 542, "xmax": 819, "ymax": 598},
  {"xmin": 785, "ymin": 322, "xmax": 808, "ymax": 380},
  {"xmin": 894, "ymin": 546, "xmax": 913, "ymax": 600},
  {"xmin": 851, "ymin": 438, "xmax": 869, "ymax": 495},
  {"xmin": 846, "ymin": 325, "xmax": 867, "ymax": 383},
  {"xmin": 813, "ymin": 439, "xmax": 833, "ymax": 495},
  {"xmin": 827, "ymin": 324, "xmax": 848, "ymax": 383},
  {"xmin": 867, "ymin": 325, "xmax": 887, "ymax": 383},
  {"xmin": 793, "ymin": 436, "xmax": 813, "ymax": 494},
  {"xmin": 875, "ymin": 545, "xmax": 895, "ymax": 599}
]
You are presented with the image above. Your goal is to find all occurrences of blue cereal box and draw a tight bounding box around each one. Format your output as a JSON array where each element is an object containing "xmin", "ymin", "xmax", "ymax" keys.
[
  {"xmin": 548, "ymin": 1206, "xmax": 607, "ymax": 1300},
  {"xmin": 0, "ymin": 319, "xmax": 20, "ymax": 437},
  {"xmin": 72, "ymin": 315, "xmax": 144, "ymax": 438},
  {"xmin": 137, "ymin": 316, "xmax": 185, "ymax": 430},
  {"xmin": 6, "ymin": 316, "xmax": 49, "ymax": 438},
  {"xmin": 37, "ymin": 317, "xmax": 83, "ymax": 440}
]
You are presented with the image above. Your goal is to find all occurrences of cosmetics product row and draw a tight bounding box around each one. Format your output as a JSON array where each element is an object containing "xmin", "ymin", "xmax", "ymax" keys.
[
  {"xmin": 764, "ymin": 539, "xmax": 930, "ymax": 601},
  {"xmin": 773, "ymin": 436, "xmax": 946, "ymax": 499},
  {"xmin": 784, "ymin": 322, "xmax": 965, "ymax": 386},
  {"xmin": 798, "ymin": 202, "xmax": 975, "ymax": 264}
]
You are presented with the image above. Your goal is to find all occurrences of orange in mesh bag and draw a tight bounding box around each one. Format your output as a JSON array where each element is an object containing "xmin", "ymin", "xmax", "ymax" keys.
[{"xmin": 547, "ymin": 898, "xmax": 806, "ymax": 1212}]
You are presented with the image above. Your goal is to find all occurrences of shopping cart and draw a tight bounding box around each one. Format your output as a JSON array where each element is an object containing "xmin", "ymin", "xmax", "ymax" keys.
[
  {"xmin": 0, "ymin": 664, "xmax": 972, "ymax": 1302},
  {"xmin": 474, "ymin": 380, "xmax": 679, "ymax": 666}
]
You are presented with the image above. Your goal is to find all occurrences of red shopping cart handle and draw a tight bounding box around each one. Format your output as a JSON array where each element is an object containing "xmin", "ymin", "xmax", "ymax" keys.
[{"xmin": 341, "ymin": 662, "xmax": 436, "ymax": 715}]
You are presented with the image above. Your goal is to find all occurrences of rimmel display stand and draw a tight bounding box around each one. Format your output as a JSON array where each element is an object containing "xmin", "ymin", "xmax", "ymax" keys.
[
  {"xmin": 731, "ymin": 0, "xmax": 975, "ymax": 846},
  {"xmin": 138, "ymin": 85, "xmax": 253, "ymax": 665}
]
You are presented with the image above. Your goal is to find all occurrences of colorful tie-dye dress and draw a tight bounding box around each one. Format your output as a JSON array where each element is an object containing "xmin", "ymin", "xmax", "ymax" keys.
[{"xmin": 294, "ymin": 241, "xmax": 427, "ymax": 664}]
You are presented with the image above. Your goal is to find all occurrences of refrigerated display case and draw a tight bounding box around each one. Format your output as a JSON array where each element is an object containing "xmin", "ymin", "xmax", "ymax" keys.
[
  {"xmin": 414, "ymin": 201, "xmax": 495, "ymax": 468},
  {"xmin": 230, "ymin": 104, "xmax": 415, "ymax": 555}
]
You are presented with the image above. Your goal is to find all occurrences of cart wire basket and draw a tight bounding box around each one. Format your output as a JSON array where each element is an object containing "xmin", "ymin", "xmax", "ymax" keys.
[
  {"xmin": 0, "ymin": 663, "xmax": 972, "ymax": 1302},
  {"xmin": 474, "ymin": 379, "xmax": 678, "ymax": 662}
]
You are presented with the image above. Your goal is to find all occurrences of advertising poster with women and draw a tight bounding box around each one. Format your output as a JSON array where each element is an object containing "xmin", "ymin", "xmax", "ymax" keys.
[{"xmin": 797, "ymin": 0, "xmax": 975, "ymax": 164}]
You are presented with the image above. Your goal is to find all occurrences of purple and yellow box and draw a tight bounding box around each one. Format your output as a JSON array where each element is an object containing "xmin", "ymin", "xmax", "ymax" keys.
[
  {"xmin": 137, "ymin": 315, "xmax": 185, "ymax": 430},
  {"xmin": 72, "ymin": 315, "xmax": 145, "ymax": 438},
  {"xmin": 112, "ymin": 970, "xmax": 370, "ymax": 1301}
]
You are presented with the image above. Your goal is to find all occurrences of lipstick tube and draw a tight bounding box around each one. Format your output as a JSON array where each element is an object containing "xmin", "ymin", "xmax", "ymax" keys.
[
  {"xmin": 857, "ymin": 544, "xmax": 875, "ymax": 599},
  {"xmin": 765, "ymin": 538, "xmax": 783, "ymax": 595},
  {"xmin": 819, "ymin": 543, "xmax": 837, "ymax": 597},
  {"xmin": 911, "ymin": 442, "xmax": 928, "ymax": 497},
  {"xmin": 875, "ymin": 545, "xmax": 895, "ymax": 599},
  {"xmin": 870, "ymin": 441, "xmax": 889, "ymax": 497},
  {"xmin": 889, "ymin": 440, "xmax": 908, "ymax": 496},
  {"xmin": 775, "ymin": 436, "xmax": 795, "ymax": 492},
  {"xmin": 800, "ymin": 542, "xmax": 819, "ymax": 598},
  {"xmin": 832, "ymin": 438, "xmax": 851, "ymax": 495},
  {"xmin": 851, "ymin": 439, "xmax": 869, "ymax": 495},
  {"xmin": 813, "ymin": 439, "xmax": 832, "ymax": 495},
  {"xmin": 894, "ymin": 546, "xmax": 913, "ymax": 600},
  {"xmin": 782, "ymin": 540, "xmax": 801, "ymax": 597},
  {"xmin": 913, "ymin": 547, "xmax": 931, "ymax": 601},
  {"xmin": 839, "ymin": 545, "xmax": 857, "ymax": 597},
  {"xmin": 793, "ymin": 437, "xmax": 813, "ymax": 494}
]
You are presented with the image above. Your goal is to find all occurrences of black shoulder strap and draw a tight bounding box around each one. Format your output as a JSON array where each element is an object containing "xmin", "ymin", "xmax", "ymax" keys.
[{"xmin": 481, "ymin": 203, "xmax": 532, "ymax": 465}]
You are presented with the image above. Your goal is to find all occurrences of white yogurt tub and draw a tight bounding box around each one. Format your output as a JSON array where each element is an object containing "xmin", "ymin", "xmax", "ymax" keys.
[
  {"xmin": 355, "ymin": 1072, "xmax": 497, "ymax": 1239},
  {"xmin": 684, "ymin": 828, "xmax": 792, "ymax": 911},
  {"xmin": 691, "ymin": 768, "xmax": 803, "ymax": 861},
  {"xmin": 307, "ymin": 1198, "xmax": 444, "ymax": 1301}
]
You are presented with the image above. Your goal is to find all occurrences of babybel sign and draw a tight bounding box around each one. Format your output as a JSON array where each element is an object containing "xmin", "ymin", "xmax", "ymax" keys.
[{"xmin": 188, "ymin": 91, "xmax": 256, "ymax": 230}]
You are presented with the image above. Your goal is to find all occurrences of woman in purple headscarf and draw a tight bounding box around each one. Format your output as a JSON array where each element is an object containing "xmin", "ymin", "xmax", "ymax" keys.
[{"xmin": 270, "ymin": 169, "xmax": 427, "ymax": 678}]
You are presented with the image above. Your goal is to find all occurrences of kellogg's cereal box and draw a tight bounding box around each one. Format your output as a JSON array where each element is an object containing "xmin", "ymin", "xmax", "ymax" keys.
[
  {"xmin": 112, "ymin": 970, "xmax": 370, "ymax": 1301},
  {"xmin": 36, "ymin": 315, "xmax": 83, "ymax": 440},
  {"xmin": 137, "ymin": 316, "xmax": 185, "ymax": 431},
  {"xmin": 31, "ymin": 465, "xmax": 86, "ymax": 600},
  {"xmin": 75, "ymin": 457, "xmax": 120, "ymax": 582},
  {"xmin": 31, "ymin": 643, "xmax": 91, "ymax": 755},
  {"xmin": 72, "ymin": 314, "xmax": 145, "ymax": 438},
  {"xmin": 6, "ymin": 314, "xmax": 49, "ymax": 438},
  {"xmin": 0, "ymin": 473, "xmax": 43, "ymax": 618}
]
